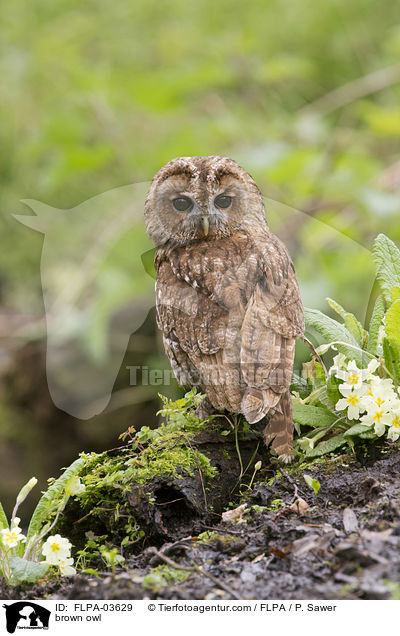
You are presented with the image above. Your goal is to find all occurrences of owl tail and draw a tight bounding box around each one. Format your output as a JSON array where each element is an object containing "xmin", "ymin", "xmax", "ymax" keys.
[
  {"xmin": 241, "ymin": 387, "xmax": 281, "ymax": 424},
  {"xmin": 263, "ymin": 390, "xmax": 294, "ymax": 462}
]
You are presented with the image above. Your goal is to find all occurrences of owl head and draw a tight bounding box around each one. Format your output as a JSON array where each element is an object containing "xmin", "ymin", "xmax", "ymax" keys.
[{"xmin": 144, "ymin": 156, "xmax": 267, "ymax": 247}]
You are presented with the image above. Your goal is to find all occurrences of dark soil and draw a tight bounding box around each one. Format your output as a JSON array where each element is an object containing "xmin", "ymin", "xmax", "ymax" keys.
[{"xmin": 2, "ymin": 449, "xmax": 400, "ymax": 601}]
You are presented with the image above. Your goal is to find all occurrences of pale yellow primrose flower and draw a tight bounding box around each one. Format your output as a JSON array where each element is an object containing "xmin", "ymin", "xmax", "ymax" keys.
[
  {"xmin": 336, "ymin": 360, "xmax": 364, "ymax": 390},
  {"xmin": 363, "ymin": 358, "xmax": 380, "ymax": 382},
  {"xmin": 329, "ymin": 353, "xmax": 347, "ymax": 376},
  {"xmin": 336, "ymin": 383, "xmax": 368, "ymax": 420},
  {"xmin": 358, "ymin": 376, "xmax": 400, "ymax": 437},
  {"xmin": 336, "ymin": 359, "xmax": 379, "ymax": 392},
  {"xmin": 363, "ymin": 377, "xmax": 399, "ymax": 408},
  {"xmin": 360, "ymin": 403, "xmax": 392, "ymax": 436},
  {"xmin": 333, "ymin": 357, "xmax": 400, "ymax": 440},
  {"xmin": 41, "ymin": 534, "xmax": 72, "ymax": 565},
  {"xmin": 388, "ymin": 413, "xmax": 400, "ymax": 441},
  {"xmin": 0, "ymin": 526, "xmax": 26, "ymax": 548},
  {"xmin": 59, "ymin": 557, "xmax": 76, "ymax": 577}
]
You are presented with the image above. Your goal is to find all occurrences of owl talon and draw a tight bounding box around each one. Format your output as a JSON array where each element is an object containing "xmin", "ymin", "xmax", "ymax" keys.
[{"xmin": 272, "ymin": 451, "xmax": 294, "ymax": 464}]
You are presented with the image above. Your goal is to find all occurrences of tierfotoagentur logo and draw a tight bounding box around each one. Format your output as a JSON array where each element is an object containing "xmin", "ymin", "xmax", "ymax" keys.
[
  {"xmin": 3, "ymin": 602, "xmax": 51, "ymax": 633},
  {"xmin": 126, "ymin": 364, "xmax": 300, "ymax": 386}
]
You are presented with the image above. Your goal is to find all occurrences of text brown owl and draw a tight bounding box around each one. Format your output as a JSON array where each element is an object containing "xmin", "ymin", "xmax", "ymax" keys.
[{"xmin": 145, "ymin": 156, "xmax": 304, "ymax": 460}]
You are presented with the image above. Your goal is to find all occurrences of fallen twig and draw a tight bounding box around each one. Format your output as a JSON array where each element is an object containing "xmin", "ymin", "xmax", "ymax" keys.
[{"xmin": 148, "ymin": 547, "xmax": 241, "ymax": 600}]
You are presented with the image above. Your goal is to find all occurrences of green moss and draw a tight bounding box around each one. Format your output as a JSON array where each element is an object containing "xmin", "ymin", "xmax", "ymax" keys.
[
  {"xmin": 124, "ymin": 440, "xmax": 217, "ymax": 485},
  {"xmin": 66, "ymin": 390, "xmax": 219, "ymax": 546},
  {"xmin": 384, "ymin": 580, "xmax": 400, "ymax": 600},
  {"xmin": 251, "ymin": 505, "xmax": 267, "ymax": 514},
  {"xmin": 268, "ymin": 498, "xmax": 285, "ymax": 511},
  {"xmin": 81, "ymin": 390, "xmax": 216, "ymax": 491},
  {"xmin": 80, "ymin": 443, "xmax": 216, "ymax": 497},
  {"xmin": 143, "ymin": 565, "xmax": 190, "ymax": 592},
  {"xmin": 195, "ymin": 531, "xmax": 242, "ymax": 546}
]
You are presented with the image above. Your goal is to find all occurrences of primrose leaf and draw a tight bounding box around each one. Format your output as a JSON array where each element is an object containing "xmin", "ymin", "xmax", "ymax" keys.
[
  {"xmin": 326, "ymin": 297, "xmax": 366, "ymax": 344},
  {"xmin": 382, "ymin": 338, "xmax": 396, "ymax": 380},
  {"xmin": 9, "ymin": 556, "xmax": 49, "ymax": 583},
  {"xmin": 391, "ymin": 287, "xmax": 400, "ymax": 303},
  {"xmin": 0, "ymin": 502, "xmax": 9, "ymax": 530},
  {"xmin": 385, "ymin": 299, "xmax": 400, "ymax": 351},
  {"xmin": 304, "ymin": 308, "xmax": 365, "ymax": 365},
  {"xmin": 372, "ymin": 234, "xmax": 400, "ymax": 302},
  {"xmin": 305, "ymin": 434, "xmax": 347, "ymax": 457},
  {"xmin": 327, "ymin": 374, "xmax": 342, "ymax": 406},
  {"xmin": 344, "ymin": 423, "xmax": 373, "ymax": 437},
  {"xmin": 292, "ymin": 404, "xmax": 337, "ymax": 428},
  {"xmin": 359, "ymin": 430, "xmax": 378, "ymax": 439},
  {"xmin": 27, "ymin": 457, "xmax": 86, "ymax": 541},
  {"xmin": 382, "ymin": 337, "xmax": 400, "ymax": 384},
  {"xmin": 367, "ymin": 294, "xmax": 386, "ymax": 355},
  {"xmin": 290, "ymin": 373, "xmax": 311, "ymax": 399}
]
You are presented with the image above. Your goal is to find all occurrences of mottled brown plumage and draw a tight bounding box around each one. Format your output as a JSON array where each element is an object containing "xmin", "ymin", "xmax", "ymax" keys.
[{"xmin": 145, "ymin": 156, "xmax": 304, "ymax": 459}]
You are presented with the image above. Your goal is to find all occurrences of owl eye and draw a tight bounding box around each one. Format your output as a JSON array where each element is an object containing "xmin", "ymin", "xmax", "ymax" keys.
[
  {"xmin": 214, "ymin": 194, "xmax": 232, "ymax": 209},
  {"xmin": 172, "ymin": 196, "xmax": 193, "ymax": 212}
]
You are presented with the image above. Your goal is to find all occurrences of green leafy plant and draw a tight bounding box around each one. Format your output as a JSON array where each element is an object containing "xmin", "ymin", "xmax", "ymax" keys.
[
  {"xmin": 293, "ymin": 233, "xmax": 400, "ymax": 458},
  {"xmin": 143, "ymin": 565, "xmax": 190, "ymax": 593},
  {"xmin": 99, "ymin": 546, "xmax": 125, "ymax": 573},
  {"xmin": 303, "ymin": 474, "xmax": 321, "ymax": 496}
]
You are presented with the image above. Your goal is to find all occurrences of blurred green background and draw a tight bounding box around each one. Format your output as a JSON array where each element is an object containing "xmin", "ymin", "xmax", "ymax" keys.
[{"xmin": 1, "ymin": 0, "xmax": 400, "ymax": 517}]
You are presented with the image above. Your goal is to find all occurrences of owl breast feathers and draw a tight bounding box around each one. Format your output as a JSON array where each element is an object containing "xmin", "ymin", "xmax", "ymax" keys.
[{"xmin": 145, "ymin": 156, "xmax": 304, "ymax": 460}]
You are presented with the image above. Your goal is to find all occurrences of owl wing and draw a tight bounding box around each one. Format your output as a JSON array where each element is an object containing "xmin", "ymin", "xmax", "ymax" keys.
[{"xmin": 240, "ymin": 233, "xmax": 304, "ymax": 425}]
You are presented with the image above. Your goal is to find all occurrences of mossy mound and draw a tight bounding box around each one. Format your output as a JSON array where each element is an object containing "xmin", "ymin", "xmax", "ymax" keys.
[{"xmin": 56, "ymin": 391, "xmax": 268, "ymax": 553}]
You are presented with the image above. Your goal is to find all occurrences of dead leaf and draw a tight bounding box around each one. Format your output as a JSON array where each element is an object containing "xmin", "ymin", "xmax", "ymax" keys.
[
  {"xmin": 334, "ymin": 540, "xmax": 385, "ymax": 566},
  {"xmin": 360, "ymin": 528, "xmax": 393, "ymax": 542},
  {"xmin": 343, "ymin": 508, "xmax": 359, "ymax": 534},
  {"xmin": 291, "ymin": 534, "xmax": 320, "ymax": 557},
  {"xmin": 269, "ymin": 545, "xmax": 292, "ymax": 559},
  {"xmin": 222, "ymin": 504, "xmax": 247, "ymax": 524},
  {"xmin": 289, "ymin": 497, "xmax": 309, "ymax": 515},
  {"xmin": 292, "ymin": 531, "xmax": 336, "ymax": 558}
]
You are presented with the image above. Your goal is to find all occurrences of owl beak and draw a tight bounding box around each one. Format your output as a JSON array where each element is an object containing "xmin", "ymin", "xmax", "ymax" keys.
[{"xmin": 201, "ymin": 216, "xmax": 209, "ymax": 236}]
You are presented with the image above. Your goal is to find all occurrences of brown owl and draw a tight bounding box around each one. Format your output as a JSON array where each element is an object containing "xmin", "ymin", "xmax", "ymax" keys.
[{"xmin": 145, "ymin": 156, "xmax": 304, "ymax": 460}]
